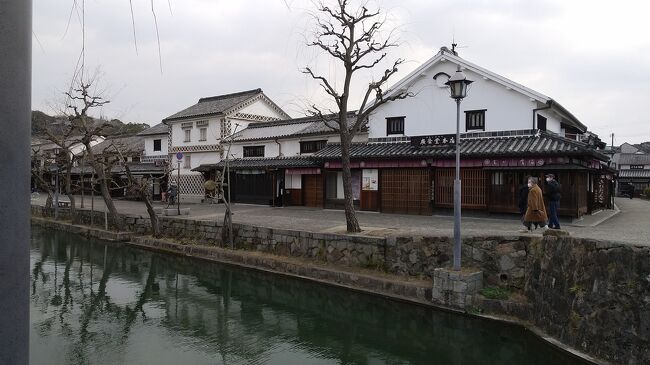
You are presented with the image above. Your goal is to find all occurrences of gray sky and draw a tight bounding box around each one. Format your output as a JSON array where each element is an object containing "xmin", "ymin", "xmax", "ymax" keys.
[{"xmin": 32, "ymin": 0, "xmax": 650, "ymax": 144}]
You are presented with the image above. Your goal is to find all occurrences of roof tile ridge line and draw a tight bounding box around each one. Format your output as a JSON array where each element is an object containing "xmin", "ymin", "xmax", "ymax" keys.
[
  {"xmin": 198, "ymin": 88, "xmax": 262, "ymax": 103},
  {"xmin": 381, "ymin": 51, "xmax": 550, "ymax": 104},
  {"xmin": 539, "ymin": 130, "xmax": 592, "ymax": 149},
  {"xmin": 442, "ymin": 52, "xmax": 550, "ymax": 102},
  {"xmin": 246, "ymin": 117, "xmax": 317, "ymax": 128},
  {"xmin": 224, "ymin": 92, "xmax": 291, "ymax": 120}
]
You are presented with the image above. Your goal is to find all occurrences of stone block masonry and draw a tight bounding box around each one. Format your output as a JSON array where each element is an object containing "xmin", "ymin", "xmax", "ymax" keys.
[
  {"xmin": 31, "ymin": 205, "xmax": 650, "ymax": 364},
  {"xmin": 432, "ymin": 268, "xmax": 483, "ymax": 308}
]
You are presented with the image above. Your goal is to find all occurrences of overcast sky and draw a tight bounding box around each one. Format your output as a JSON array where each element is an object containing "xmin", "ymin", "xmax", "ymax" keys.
[{"xmin": 32, "ymin": 0, "xmax": 650, "ymax": 144}]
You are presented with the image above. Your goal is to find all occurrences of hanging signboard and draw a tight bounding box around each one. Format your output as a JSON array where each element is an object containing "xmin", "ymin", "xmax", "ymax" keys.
[
  {"xmin": 411, "ymin": 134, "xmax": 457, "ymax": 147},
  {"xmin": 362, "ymin": 169, "xmax": 378, "ymax": 191}
]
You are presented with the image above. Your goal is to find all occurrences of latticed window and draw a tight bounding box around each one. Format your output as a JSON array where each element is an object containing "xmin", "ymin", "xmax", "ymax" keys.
[
  {"xmin": 300, "ymin": 140, "xmax": 327, "ymax": 154},
  {"xmin": 220, "ymin": 118, "xmax": 232, "ymax": 139},
  {"xmin": 386, "ymin": 116, "xmax": 405, "ymax": 135},
  {"xmin": 243, "ymin": 146, "xmax": 264, "ymax": 158},
  {"xmin": 465, "ymin": 110, "xmax": 486, "ymax": 131},
  {"xmin": 183, "ymin": 129, "xmax": 191, "ymax": 142},
  {"xmin": 199, "ymin": 128, "xmax": 207, "ymax": 141}
]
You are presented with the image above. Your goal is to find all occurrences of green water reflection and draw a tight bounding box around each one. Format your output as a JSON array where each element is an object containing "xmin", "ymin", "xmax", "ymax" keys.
[{"xmin": 30, "ymin": 227, "xmax": 587, "ymax": 365}]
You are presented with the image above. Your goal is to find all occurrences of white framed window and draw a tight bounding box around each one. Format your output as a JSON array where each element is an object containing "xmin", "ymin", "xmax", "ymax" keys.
[
  {"xmin": 199, "ymin": 127, "xmax": 207, "ymax": 141},
  {"xmin": 184, "ymin": 154, "xmax": 191, "ymax": 169},
  {"xmin": 184, "ymin": 129, "xmax": 191, "ymax": 142}
]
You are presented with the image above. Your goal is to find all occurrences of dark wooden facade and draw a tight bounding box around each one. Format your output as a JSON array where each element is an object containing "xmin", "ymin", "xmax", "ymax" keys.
[
  {"xmin": 380, "ymin": 168, "xmax": 431, "ymax": 215},
  {"xmin": 302, "ymin": 174, "xmax": 323, "ymax": 208}
]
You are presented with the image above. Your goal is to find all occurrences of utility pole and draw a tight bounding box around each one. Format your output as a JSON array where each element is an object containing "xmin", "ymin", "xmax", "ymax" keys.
[{"xmin": 0, "ymin": 0, "xmax": 31, "ymax": 363}]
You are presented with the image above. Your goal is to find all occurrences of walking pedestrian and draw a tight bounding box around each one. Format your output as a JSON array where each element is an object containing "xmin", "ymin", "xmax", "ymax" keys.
[
  {"xmin": 521, "ymin": 177, "xmax": 547, "ymax": 232},
  {"xmin": 518, "ymin": 175, "xmax": 531, "ymax": 224},
  {"xmin": 545, "ymin": 173, "xmax": 562, "ymax": 229}
]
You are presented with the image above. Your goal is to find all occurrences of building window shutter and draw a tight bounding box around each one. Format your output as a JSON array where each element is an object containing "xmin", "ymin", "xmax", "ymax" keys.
[
  {"xmin": 465, "ymin": 110, "xmax": 486, "ymax": 131},
  {"xmin": 386, "ymin": 117, "xmax": 405, "ymax": 135},
  {"xmin": 243, "ymin": 146, "xmax": 265, "ymax": 158},
  {"xmin": 537, "ymin": 115, "xmax": 547, "ymax": 131},
  {"xmin": 300, "ymin": 140, "xmax": 327, "ymax": 154}
]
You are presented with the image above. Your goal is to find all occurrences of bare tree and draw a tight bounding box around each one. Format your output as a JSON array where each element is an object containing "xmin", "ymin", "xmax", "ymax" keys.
[
  {"xmin": 41, "ymin": 121, "xmax": 80, "ymax": 220},
  {"xmin": 30, "ymin": 148, "xmax": 55, "ymax": 210},
  {"xmin": 303, "ymin": 0, "xmax": 412, "ymax": 232},
  {"xmin": 109, "ymin": 142, "xmax": 161, "ymax": 238},
  {"xmin": 63, "ymin": 77, "xmax": 124, "ymax": 230}
]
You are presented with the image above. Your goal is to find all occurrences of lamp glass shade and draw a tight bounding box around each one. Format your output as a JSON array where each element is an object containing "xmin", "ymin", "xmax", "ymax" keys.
[{"xmin": 445, "ymin": 68, "xmax": 473, "ymax": 99}]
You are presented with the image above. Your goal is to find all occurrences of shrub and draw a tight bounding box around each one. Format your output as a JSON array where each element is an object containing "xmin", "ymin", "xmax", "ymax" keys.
[{"xmin": 479, "ymin": 286, "xmax": 512, "ymax": 300}]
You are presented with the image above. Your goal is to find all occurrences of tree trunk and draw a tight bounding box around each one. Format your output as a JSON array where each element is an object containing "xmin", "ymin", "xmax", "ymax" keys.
[
  {"xmin": 64, "ymin": 162, "xmax": 76, "ymax": 222},
  {"xmin": 340, "ymin": 132, "xmax": 361, "ymax": 232},
  {"xmin": 140, "ymin": 185, "xmax": 160, "ymax": 238},
  {"xmin": 84, "ymin": 144, "xmax": 123, "ymax": 230}
]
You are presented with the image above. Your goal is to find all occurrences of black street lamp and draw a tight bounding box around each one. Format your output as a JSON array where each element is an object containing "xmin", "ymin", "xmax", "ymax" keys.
[{"xmin": 445, "ymin": 66, "xmax": 473, "ymax": 270}]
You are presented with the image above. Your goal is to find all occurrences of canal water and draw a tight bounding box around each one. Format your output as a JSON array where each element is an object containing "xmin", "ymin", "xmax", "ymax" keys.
[{"xmin": 30, "ymin": 227, "xmax": 587, "ymax": 365}]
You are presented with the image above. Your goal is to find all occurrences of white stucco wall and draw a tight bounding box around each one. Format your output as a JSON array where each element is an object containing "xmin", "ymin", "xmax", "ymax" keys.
[
  {"xmin": 143, "ymin": 134, "xmax": 169, "ymax": 157},
  {"xmin": 237, "ymin": 99, "xmax": 284, "ymax": 119},
  {"xmin": 228, "ymin": 133, "xmax": 368, "ymax": 159},
  {"xmin": 173, "ymin": 151, "xmax": 220, "ymax": 174},
  {"xmin": 367, "ymin": 61, "xmax": 555, "ymax": 138},
  {"xmin": 170, "ymin": 117, "xmax": 222, "ymax": 147}
]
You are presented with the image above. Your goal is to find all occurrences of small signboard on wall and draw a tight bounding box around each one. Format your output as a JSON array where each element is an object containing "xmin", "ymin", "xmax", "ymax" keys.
[
  {"xmin": 411, "ymin": 134, "xmax": 457, "ymax": 147},
  {"xmin": 362, "ymin": 169, "xmax": 378, "ymax": 191}
]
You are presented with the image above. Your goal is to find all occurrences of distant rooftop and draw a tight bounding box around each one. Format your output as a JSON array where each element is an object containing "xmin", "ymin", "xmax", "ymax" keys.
[{"xmin": 163, "ymin": 89, "xmax": 264, "ymax": 122}]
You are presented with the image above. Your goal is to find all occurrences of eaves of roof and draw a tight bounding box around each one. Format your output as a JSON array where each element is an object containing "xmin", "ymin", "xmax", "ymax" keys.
[
  {"xmin": 313, "ymin": 131, "xmax": 608, "ymax": 161},
  {"xmin": 192, "ymin": 157, "xmax": 318, "ymax": 171}
]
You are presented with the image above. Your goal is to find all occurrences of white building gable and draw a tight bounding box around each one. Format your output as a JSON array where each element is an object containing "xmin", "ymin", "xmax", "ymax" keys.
[{"xmin": 367, "ymin": 47, "xmax": 586, "ymax": 140}]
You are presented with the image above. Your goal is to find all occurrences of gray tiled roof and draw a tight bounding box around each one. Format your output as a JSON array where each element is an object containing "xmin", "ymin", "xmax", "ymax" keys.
[
  {"xmin": 231, "ymin": 112, "xmax": 357, "ymax": 142},
  {"xmin": 618, "ymin": 169, "xmax": 650, "ymax": 178},
  {"xmin": 137, "ymin": 122, "xmax": 168, "ymax": 136},
  {"xmin": 314, "ymin": 131, "xmax": 608, "ymax": 160},
  {"xmin": 193, "ymin": 157, "xmax": 317, "ymax": 171},
  {"xmin": 91, "ymin": 135, "xmax": 144, "ymax": 155},
  {"xmin": 66, "ymin": 162, "xmax": 165, "ymax": 175},
  {"xmin": 618, "ymin": 153, "xmax": 650, "ymax": 165},
  {"xmin": 163, "ymin": 89, "xmax": 263, "ymax": 121}
]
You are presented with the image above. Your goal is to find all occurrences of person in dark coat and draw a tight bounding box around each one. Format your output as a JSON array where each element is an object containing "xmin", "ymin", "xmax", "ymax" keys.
[
  {"xmin": 518, "ymin": 175, "xmax": 531, "ymax": 221},
  {"xmin": 522, "ymin": 177, "xmax": 547, "ymax": 232},
  {"xmin": 545, "ymin": 173, "xmax": 561, "ymax": 229}
]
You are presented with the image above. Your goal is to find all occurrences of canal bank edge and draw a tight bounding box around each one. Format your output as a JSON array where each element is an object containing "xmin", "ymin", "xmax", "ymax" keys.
[{"xmin": 31, "ymin": 206, "xmax": 649, "ymax": 365}]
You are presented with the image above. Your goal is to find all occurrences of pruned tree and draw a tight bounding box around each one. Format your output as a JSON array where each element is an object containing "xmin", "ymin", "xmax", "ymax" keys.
[
  {"xmin": 30, "ymin": 148, "xmax": 55, "ymax": 210},
  {"xmin": 41, "ymin": 120, "xmax": 81, "ymax": 220},
  {"xmin": 109, "ymin": 141, "xmax": 161, "ymax": 238},
  {"xmin": 63, "ymin": 76, "xmax": 124, "ymax": 230},
  {"xmin": 303, "ymin": 0, "xmax": 412, "ymax": 232}
]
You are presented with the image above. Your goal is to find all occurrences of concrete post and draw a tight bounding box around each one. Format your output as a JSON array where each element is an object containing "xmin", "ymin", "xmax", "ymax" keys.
[{"xmin": 0, "ymin": 0, "xmax": 32, "ymax": 363}]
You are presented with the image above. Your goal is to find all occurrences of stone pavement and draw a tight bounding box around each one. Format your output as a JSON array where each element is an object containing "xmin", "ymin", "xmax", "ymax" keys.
[{"xmin": 32, "ymin": 194, "xmax": 650, "ymax": 246}]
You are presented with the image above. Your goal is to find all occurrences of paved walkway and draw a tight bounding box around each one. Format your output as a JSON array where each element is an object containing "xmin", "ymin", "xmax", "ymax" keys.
[{"xmin": 32, "ymin": 194, "xmax": 649, "ymax": 246}]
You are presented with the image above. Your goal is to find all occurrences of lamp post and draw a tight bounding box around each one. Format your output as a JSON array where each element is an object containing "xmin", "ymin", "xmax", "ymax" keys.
[{"xmin": 445, "ymin": 66, "xmax": 473, "ymax": 271}]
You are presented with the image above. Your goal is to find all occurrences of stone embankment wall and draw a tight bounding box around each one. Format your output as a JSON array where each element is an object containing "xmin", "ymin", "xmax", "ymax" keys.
[{"xmin": 32, "ymin": 205, "xmax": 649, "ymax": 364}]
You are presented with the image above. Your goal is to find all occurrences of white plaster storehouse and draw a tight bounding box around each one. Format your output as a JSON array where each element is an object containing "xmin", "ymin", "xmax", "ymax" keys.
[
  {"xmin": 192, "ymin": 112, "xmax": 367, "ymax": 206},
  {"xmin": 163, "ymin": 89, "xmax": 290, "ymax": 202},
  {"xmin": 138, "ymin": 122, "xmax": 169, "ymax": 163},
  {"xmin": 366, "ymin": 46, "xmax": 586, "ymax": 139},
  {"xmin": 313, "ymin": 47, "xmax": 612, "ymax": 216}
]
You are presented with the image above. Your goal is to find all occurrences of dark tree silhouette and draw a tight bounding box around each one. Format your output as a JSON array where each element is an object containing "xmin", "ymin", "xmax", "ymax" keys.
[{"xmin": 304, "ymin": 0, "xmax": 412, "ymax": 232}]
